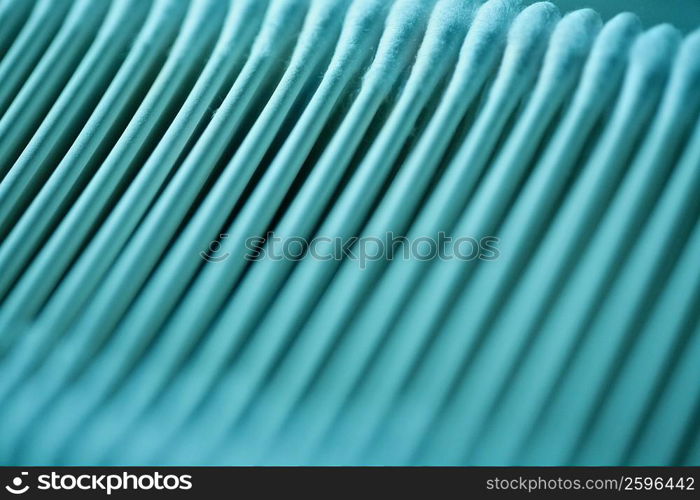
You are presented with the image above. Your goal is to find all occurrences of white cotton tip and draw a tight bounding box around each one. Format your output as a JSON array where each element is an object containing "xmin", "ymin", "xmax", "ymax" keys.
[
  {"xmin": 594, "ymin": 12, "xmax": 643, "ymax": 59},
  {"xmin": 247, "ymin": 0, "xmax": 310, "ymax": 58},
  {"xmin": 337, "ymin": 0, "xmax": 389, "ymax": 39},
  {"xmin": 507, "ymin": 2, "xmax": 561, "ymax": 46},
  {"xmin": 302, "ymin": 0, "xmax": 350, "ymax": 30},
  {"xmin": 329, "ymin": 0, "xmax": 389, "ymax": 60},
  {"xmin": 453, "ymin": 0, "xmax": 522, "ymax": 71},
  {"xmin": 362, "ymin": 0, "xmax": 436, "ymax": 80},
  {"xmin": 407, "ymin": 0, "xmax": 477, "ymax": 69},
  {"xmin": 422, "ymin": 0, "xmax": 478, "ymax": 41},
  {"xmin": 579, "ymin": 12, "xmax": 642, "ymax": 85},
  {"xmin": 289, "ymin": 0, "xmax": 349, "ymax": 61},
  {"xmin": 537, "ymin": 9, "xmax": 602, "ymax": 82},
  {"xmin": 469, "ymin": 0, "xmax": 523, "ymax": 42},
  {"xmin": 671, "ymin": 29, "xmax": 700, "ymax": 95},
  {"xmin": 628, "ymin": 24, "xmax": 681, "ymax": 86},
  {"xmin": 376, "ymin": 0, "xmax": 436, "ymax": 59},
  {"xmin": 501, "ymin": 2, "xmax": 561, "ymax": 72}
]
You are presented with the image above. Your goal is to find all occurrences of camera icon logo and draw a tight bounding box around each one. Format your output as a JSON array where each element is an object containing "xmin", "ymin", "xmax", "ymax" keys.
[{"xmin": 5, "ymin": 472, "xmax": 29, "ymax": 494}]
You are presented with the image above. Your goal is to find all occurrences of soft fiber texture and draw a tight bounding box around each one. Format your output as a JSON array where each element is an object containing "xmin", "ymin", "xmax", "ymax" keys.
[{"xmin": 0, "ymin": 0, "xmax": 698, "ymax": 465}]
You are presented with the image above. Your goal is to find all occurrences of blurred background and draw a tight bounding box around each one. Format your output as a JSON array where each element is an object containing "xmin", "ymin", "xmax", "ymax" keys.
[{"xmin": 552, "ymin": 0, "xmax": 700, "ymax": 32}]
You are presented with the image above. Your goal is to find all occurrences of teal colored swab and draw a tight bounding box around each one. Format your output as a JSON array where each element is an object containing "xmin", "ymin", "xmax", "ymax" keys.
[
  {"xmin": 577, "ymin": 108, "xmax": 700, "ymax": 465},
  {"xmin": 23, "ymin": 0, "xmax": 231, "ymax": 337},
  {"xmin": 61, "ymin": 0, "xmax": 393, "ymax": 466},
  {"xmin": 180, "ymin": 0, "xmax": 482, "ymax": 464},
  {"xmin": 114, "ymin": 0, "xmax": 444, "ymax": 465},
  {"xmin": 0, "ymin": 0, "xmax": 249, "ymax": 461},
  {"xmin": 113, "ymin": 0, "xmax": 428, "ymax": 350},
  {"xmin": 62, "ymin": 0, "xmax": 394, "ymax": 465},
  {"xmin": 629, "ymin": 300, "xmax": 700, "ymax": 465},
  {"xmin": 0, "ymin": 0, "xmax": 191, "ymax": 352},
  {"xmin": 0, "ymin": 0, "xmax": 201, "ymax": 455},
  {"xmin": 418, "ymin": 22, "xmax": 680, "ymax": 467},
  {"xmin": 0, "ymin": 0, "xmax": 36, "ymax": 58},
  {"xmin": 25, "ymin": 0, "xmax": 354, "ymax": 463},
  {"xmin": 266, "ymin": 0, "xmax": 522, "ymax": 466},
  {"xmin": 595, "ymin": 213, "xmax": 700, "ymax": 464},
  {"xmin": 0, "ymin": 0, "xmax": 230, "ymax": 458},
  {"xmin": 408, "ymin": 20, "xmax": 676, "ymax": 463},
  {"xmin": 58, "ymin": 0, "xmax": 308, "ymax": 341},
  {"xmin": 371, "ymin": 10, "xmax": 640, "ymax": 466},
  {"xmin": 0, "ymin": 0, "xmax": 152, "ymax": 301},
  {"xmin": 0, "ymin": 0, "xmax": 259, "ymax": 336},
  {"xmin": 370, "ymin": 8, "xmax": 639, "ymax": 468},
  {"xmin": 0, "ymin": 0, "xmax": 198, "ymax": 372},
  {"xmin": 446, "ymin": 13, "xmax": 643, "ymax": 465},
  {"xmin": 521, "ymin": 28, "xmax": 700, "ymax": 465},
  {"xmin": 92, "ymin": 0, "xmax": 447, "ymax": 464},
  {"xmin": 79, "ymin": 0, "xmax": 345, "ymax": 347},
  {"xmin": 0, "ymin": 0, "xmax": 697, "ymax": 466},
  {"xmin": 0, "ymin": 0, "xmax": 72, "ymax": 125},
  {"xmin": 315, "ymin": 5, "xmax": 603, "ymax": 466},
  {"xmin": 225, "ymin": 0, "xmax": 535, "ymax": 465},
  {"xmin": 131, "ymin": 0, "xmax": 425, "ymax": 425},
  {"xmin": 0, "ymin": 0, "xmax": 109, "ymax": 225},
  {"xmin": 148, "ymin": 0, "xmax": 555, "ymax": 465}
]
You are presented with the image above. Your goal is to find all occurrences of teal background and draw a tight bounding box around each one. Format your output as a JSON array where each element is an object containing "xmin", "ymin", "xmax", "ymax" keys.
[{"xmin": 552, "ymin": 0, "xmax": 700, "ymax": 32}]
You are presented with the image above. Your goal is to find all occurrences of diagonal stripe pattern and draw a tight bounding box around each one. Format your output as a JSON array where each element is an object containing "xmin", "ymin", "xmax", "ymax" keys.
[{"xmin": 0, "ymin": 0, "xmax": 698, "ymax": 465}]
